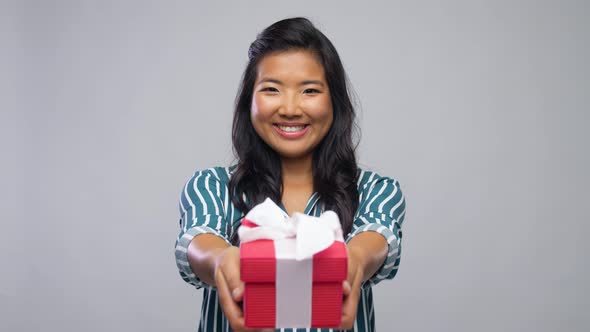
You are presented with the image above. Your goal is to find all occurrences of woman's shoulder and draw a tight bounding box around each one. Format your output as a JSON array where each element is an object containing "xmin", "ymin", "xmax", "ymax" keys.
[
  {"xmin": 356, "ymin": 166, "xmax": 402, "ymax": 192},
  {"xmin": 355, "ymin": 166, "xmax": 406, "ymax": 222},
  {"xmin": 185, "ymin": 165, "xmax": 236, "ymax": 187}
]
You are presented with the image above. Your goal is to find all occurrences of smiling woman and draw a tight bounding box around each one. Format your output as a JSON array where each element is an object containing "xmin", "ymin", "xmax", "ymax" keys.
[
  {"xmin": 250, "ymin": 50, "xmax": 334, "ymax": 165},
  {"xmin": 174, "ymin": 17, "xmax": 406, "ymax": 332}
]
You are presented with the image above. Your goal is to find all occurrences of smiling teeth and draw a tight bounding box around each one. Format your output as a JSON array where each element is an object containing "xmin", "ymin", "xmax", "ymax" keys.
[{"xmin": 278, "ymin": 125, "xmax": 306, "ymax": 132}]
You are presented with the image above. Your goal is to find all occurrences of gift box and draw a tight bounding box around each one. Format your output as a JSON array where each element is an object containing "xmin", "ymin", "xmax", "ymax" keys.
[{"xmin": 238, "ymin": 198, "xmax": 347, "ymax": 329}]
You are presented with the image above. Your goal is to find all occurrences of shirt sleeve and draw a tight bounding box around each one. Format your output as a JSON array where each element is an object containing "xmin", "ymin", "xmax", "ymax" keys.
[
  {"xmin": 346, "ymin": 173, "xmax": 406, "ymax": 287},
  {"xmin": 174, "ymin": 168, "xmax": 232, "ymax": 289}
]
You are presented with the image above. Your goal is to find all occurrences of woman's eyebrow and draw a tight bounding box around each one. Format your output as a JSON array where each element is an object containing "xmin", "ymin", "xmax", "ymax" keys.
[
  {"xmin": 300, "ymin": 80, "xmax": 325, "ymax": 87},
  {"xmin": 257, "ymin": 78, "xmax": 325, "ymax": 87}
]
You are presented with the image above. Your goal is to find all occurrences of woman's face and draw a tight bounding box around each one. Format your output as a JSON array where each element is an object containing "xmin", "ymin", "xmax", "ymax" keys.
[{"xmin": 250, "ymin": 49, "xmax": 333, "ymax": 160}]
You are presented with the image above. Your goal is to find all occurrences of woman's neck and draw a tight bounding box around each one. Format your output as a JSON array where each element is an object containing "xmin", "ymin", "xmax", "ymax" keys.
[{"xmin": 281, "ymin": 154, "xmax": 313, "ymax": 186}]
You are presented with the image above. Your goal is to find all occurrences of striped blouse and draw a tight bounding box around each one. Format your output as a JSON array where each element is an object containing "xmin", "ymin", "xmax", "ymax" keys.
[{"xmin": 174, "ymin": 166, "xmax": 406, "ymax": 332}]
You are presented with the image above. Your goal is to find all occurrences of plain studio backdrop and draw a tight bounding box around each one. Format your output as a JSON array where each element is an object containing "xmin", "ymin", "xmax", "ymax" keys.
[{"xmin": 3, "ymin": 0, "xmax": 589, "ymax": 331}]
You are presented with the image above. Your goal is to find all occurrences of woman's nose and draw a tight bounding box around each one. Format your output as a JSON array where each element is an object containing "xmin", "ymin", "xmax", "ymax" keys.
[{"xmin": 277, "ymin": 94, "xmax": 302, "ymax": 117}]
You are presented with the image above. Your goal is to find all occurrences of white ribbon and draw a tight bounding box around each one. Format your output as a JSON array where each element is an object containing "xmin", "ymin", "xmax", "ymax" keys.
[{"xmin": 238, "ymin": 197, "xmax": 344, "ymax": 260}]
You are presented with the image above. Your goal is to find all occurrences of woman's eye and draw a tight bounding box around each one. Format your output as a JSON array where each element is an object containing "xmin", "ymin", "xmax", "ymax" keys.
[
  {"xmin": 304, "ymin": 88, "xmax": 320, "ymax": 94},
  {"xmin": 261, "ymin": 87, "xmax": 278, "ymax": 92}
]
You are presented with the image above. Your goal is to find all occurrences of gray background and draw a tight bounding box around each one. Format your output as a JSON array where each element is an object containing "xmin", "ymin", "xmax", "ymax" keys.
[{"xmin": 3, "ymin": 0, "xmax": 589, "ymax": 331}]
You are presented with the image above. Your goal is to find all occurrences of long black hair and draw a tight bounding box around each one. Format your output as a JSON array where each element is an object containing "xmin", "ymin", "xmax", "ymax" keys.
[{"xmin": 229, "ymin": 17, "xmax": 359, "ymax": 239}]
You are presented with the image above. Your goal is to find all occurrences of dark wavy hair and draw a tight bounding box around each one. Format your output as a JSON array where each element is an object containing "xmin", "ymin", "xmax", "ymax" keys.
[{"xmin": 229, "ymin": 17, "xmax": 359, "ymax": 241}]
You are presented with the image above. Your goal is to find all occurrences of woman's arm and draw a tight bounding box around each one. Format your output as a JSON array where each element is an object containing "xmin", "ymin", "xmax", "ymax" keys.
[
  {"xmin": 340, "ymin": 172, "xmax": 406, "ymax": 329},
  {"xmin": 188, "ymin": 234, "xmax": 271, "ymax": 332},
  {"xmin": 175, "ymin": 168, "xmax": 233, "ymax": 289},
  {"xmin": 347, "ymin": 231, "xmax": 388, "ymax": 282},
  {"xmin": 187, "ymin": 234, "xmax": 232, "ymax": 287},
  {"xmin": 340, "ymin": 231, "xmax": 388, "ymax": 330}
]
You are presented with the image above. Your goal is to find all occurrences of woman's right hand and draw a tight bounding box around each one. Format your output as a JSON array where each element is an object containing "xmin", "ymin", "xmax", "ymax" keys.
[{"xmin": 214, "ymin": 246, "xmax": 273, "ymax": 332}]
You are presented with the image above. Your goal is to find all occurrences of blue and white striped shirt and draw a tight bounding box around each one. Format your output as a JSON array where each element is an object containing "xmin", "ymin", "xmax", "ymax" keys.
[{"xmin": 175, "ymin": 166, "xmax": 406, "ymax": 332}]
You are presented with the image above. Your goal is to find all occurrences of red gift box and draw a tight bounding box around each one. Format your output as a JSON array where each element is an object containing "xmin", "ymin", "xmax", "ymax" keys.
[{"xmin": 240, "ymin": 238, "xmax": 347, "ymax": 329}]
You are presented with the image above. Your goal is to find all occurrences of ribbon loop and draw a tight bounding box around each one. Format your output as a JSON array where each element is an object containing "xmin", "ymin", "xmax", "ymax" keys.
[{"xmin": 238, "ymin": 198, "xmax": 344, "ymax": 260}]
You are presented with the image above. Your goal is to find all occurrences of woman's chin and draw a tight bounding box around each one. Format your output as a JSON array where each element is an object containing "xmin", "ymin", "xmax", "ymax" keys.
[{"xmin": 276, "ymin": 149, "xmax": 313, "ymax": 161}]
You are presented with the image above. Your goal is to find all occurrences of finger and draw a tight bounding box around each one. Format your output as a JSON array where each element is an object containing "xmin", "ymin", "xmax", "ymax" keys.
[
  {"xmin": 225, "ymin": 268, "xmax": 243, "ymax": 296},
  {"xmin": 232, "ymin": 283, "xmax": 245, "ymax": 302},
  {"xmin": 216, "ymin": 269, "xmax": 246, "ymax": 327},
  {"xmin": 340, "ymin": 300, "xmax": 357, "ymax": 329},
  {"xmin": 222, "ymin": 249, "xmax": 244, "ymax": 302},
  {"xmin": 342, "ymin": 280, "xmax": 351, "ymax": 297},
  {"xmin": 340, "ymin": 282, "xmax": 360, "ymax": 329}
]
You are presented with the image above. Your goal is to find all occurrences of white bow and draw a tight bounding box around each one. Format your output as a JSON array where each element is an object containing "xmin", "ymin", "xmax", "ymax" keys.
[{"xmin": 238, "ymin": 198, "xmax": 344, "ymax": 260}]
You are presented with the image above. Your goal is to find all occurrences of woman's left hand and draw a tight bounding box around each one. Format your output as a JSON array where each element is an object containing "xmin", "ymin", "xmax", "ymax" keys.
[{"xmin": 340, "ymin": 246, "xmax": 365, "ymax": 330}]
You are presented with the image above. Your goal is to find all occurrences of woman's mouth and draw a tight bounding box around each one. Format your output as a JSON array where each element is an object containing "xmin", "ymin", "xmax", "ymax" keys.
[{"xmin": 273, "ymin": 124, "xmax": 309, "ymax": 139}]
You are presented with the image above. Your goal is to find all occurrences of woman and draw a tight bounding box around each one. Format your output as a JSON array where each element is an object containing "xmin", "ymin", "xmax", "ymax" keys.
[{"xmin": 175, "ymin": 17, "xmax": 406, "ymax": 332}]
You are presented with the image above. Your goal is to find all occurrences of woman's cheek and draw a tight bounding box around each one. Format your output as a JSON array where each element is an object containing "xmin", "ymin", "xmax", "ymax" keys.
[
  {"xmin": 252, "ymin": 94, "xmax": 277, "ymax": 119},
  {"xmin": 307, "ymin": 97, "xmax": 333, "ymax": 120}
]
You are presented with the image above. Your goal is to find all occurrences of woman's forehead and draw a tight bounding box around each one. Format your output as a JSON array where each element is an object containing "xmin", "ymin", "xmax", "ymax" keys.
[{"xmin": 255, "ymin": 50, "xmax": 326, "ymax": 85}]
